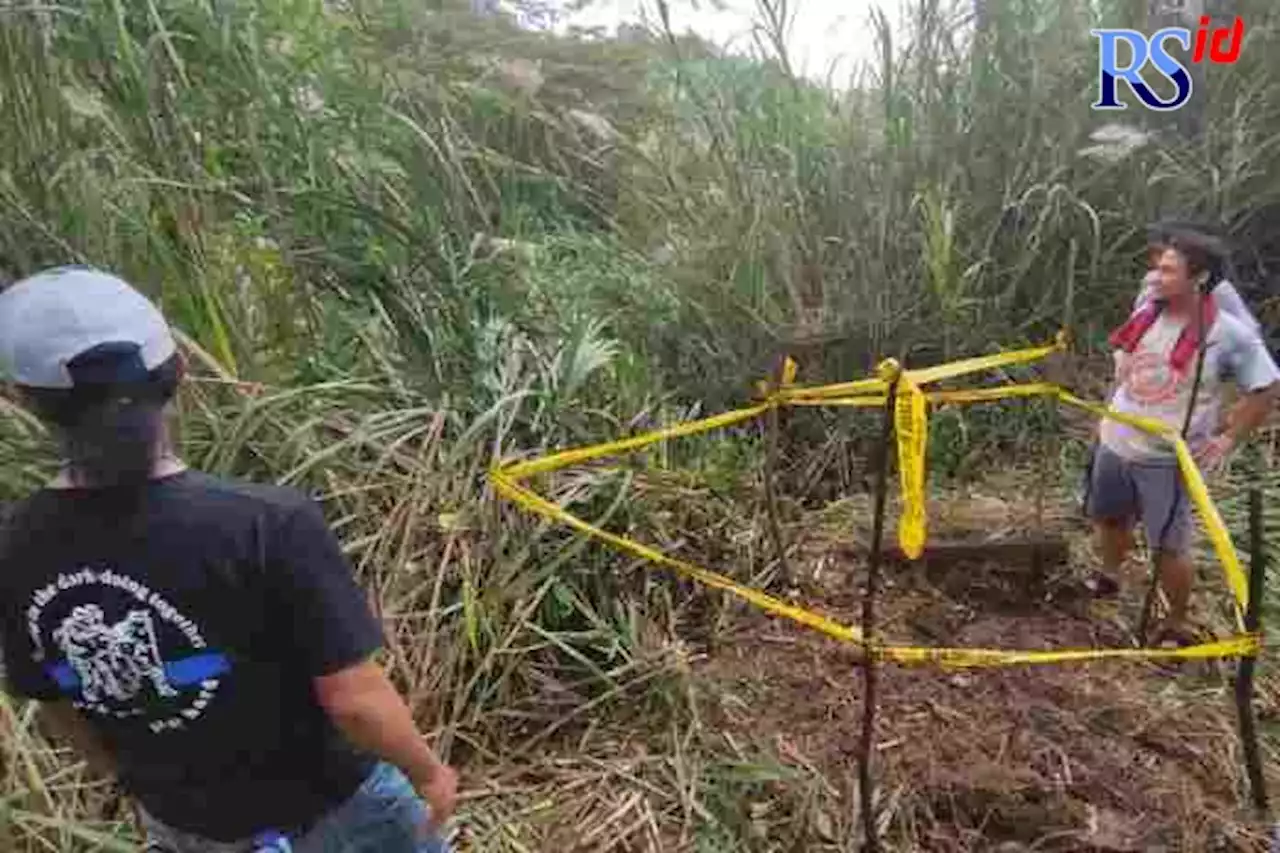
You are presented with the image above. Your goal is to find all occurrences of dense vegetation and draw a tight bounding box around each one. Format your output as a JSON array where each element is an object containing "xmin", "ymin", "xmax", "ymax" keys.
[{"xmin": 1, "ymin": 0, "xmax": 1279, "ymax": 849}]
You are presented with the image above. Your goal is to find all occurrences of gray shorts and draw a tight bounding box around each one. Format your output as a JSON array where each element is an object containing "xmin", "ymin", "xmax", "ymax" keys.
[{"xmin": 1084, "ymin": 444, "xmax": 1193, "ymax": 553}]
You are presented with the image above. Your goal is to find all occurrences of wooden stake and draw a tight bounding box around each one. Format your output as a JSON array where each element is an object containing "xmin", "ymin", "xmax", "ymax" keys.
[
  {"xmin": 1236, "ymin": 485, "xmax": 1269, "ymax": 818},
  {"xmin": 1032, "ymin": 394, "xmax": 1055, "ymax": 595},
  {"xmin": 762, "ymin": 355, "xmax": 792, "ymax": 589},
  {"xmin": 858, "ymin": 367, "xmax": 898, "ymax": 852}
]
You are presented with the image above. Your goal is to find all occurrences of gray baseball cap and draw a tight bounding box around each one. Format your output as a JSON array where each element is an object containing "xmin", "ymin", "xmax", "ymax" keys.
[{"xmin": 0, "ymin": 266, "xmax": 176, "ymax": 389}]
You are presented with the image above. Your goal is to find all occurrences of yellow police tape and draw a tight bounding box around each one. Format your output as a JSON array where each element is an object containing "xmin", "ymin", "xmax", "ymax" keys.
[
  {"xmin": 787, "ymin": 382, "xmax": 1060, "ymax": 408},
  {"xmin": 490, "ymin": 474, "xmax": 865, "ymax": 645},
  {"xmin": 490, "ymin": 470, "xmax": 1260, "ymax": 667},
  {"xmin": 778, "ymin": 340, "xmax": 1064, "ymax": 402},
  {"xmin": 895, "ymin": 371, "xmax": 928, "ymax": 560},
  {"xmin": 797, "ymin": 381, "xmax": 1248, "ymax": 621},
  {"xmin": 490, "ymin": 336, "xmax": 1258, "ymax": 668},
  {"xmin": 500, "ymin": 404, "xmax": 770, "ymax": 481},
  {"xmin": 905, "ymin": 340, "xmax": 1064, "ymax": 386},
  {"xmin": 1056, "ymin": 391, "xmax": 1248, "ymax": 626},
  {"xmin": 875, "ymin": 632, "xmax": 1259, "ymax": 668}
]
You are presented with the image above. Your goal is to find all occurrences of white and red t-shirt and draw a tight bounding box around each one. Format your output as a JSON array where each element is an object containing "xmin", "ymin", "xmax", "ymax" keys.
[{"xmin": 1101, "ymin": 308, "xmax": 1279, "ymax": 462}]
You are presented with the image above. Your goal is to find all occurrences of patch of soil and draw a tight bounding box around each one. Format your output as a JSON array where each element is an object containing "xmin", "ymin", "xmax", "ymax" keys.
[{"xmin": 692, "ymin": 546, "xmax": 1276, "ymax": 851}]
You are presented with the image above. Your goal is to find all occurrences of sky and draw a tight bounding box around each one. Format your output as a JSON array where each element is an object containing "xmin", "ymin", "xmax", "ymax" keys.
[{"xmin": 549, "ymin": 0, "xmax": 898, "ymax": 86}]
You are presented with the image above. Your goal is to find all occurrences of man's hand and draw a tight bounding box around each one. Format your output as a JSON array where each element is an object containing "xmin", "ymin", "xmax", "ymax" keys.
[
  {"xmin": 414, "ymin": 761, "xmax": 458, "ymax": 837},
  {"xmin": 314, "ymin": 660, "xmax": 459, "ymax": 837},
  {"xmin": 1193, "ymin": 432, "xmax": 1234, "ymax": 475}
]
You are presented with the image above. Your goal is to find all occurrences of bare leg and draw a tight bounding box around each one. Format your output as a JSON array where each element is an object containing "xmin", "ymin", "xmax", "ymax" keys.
[
  {"xmin": 1088, "ymin": 518, "xmax": 1132, "ymax": 595},
  {"xmin": 1156, "ymin": 550, "xmax": 1194, "ymax": 635},
  {"xmin": 1096, "ymin": 518, "xmax": 1133, "ymax": 575}
]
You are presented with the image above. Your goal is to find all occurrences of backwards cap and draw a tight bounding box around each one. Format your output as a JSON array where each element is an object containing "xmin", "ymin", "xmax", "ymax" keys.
[{"xmin": 0, "ymin": 266, "xmax": 176, "ymax": 390}]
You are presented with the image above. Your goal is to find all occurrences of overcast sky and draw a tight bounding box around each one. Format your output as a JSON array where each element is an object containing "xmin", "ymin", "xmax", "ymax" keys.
[{"xmin": 552, "ymin": 0, "xmax": 900, "ymax": 86}]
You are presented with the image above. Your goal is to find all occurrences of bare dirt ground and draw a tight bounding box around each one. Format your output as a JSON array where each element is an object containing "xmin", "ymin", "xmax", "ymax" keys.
[
  {"xmin": 692, "ymin": 488, "xmax": 1280, "ymax": 851},
  {"xmin": 452, "ymin": 465, "xmax": 1280, "ymax": 852}
]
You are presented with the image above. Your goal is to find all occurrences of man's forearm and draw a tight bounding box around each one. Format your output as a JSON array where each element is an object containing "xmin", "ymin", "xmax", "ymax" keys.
[
  {"xmin": 1225, "ymin": 385, "xmax": 1279, "ymax": 443},
  {"xmin": 317, "ymin": 664, "xmax": 446, "ymax": 788},
  {"xmin": 333, "ymin": 697, "xmax": 444, "ymax": 787}
]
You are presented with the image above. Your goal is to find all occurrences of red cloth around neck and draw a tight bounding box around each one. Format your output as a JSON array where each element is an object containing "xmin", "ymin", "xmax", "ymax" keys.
[{"xmin": 1108, "ymin": 293, "xmax": 1216, "ymax": 373}]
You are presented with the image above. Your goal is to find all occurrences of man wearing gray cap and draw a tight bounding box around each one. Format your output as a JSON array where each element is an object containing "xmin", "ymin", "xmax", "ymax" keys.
[{"xmin": 0, "ymin": 267, "xmax": 457, "ymax": 852}]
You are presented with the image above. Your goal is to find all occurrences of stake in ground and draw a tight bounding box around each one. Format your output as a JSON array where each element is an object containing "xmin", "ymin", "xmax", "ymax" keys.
[{"xmin": 491, "ymin": 335, "xmax": 1271, "ymax": 831}]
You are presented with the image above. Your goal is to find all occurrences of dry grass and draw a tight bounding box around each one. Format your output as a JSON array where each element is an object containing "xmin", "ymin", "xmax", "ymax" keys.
[
  {"xmin": 2, "ymin": 365, "xmax": 1278, "ymax": 851},
  {"xmin": 695, "ymin": 485, "xmax": 1280, "ymax": 852},
  {"xmin": 2, "ymin": 0, "xmax": 1280, "ymax": 849},
  {"xmin": 704, "ymin": 631, "xmax": 1280, "ymax": 851}
]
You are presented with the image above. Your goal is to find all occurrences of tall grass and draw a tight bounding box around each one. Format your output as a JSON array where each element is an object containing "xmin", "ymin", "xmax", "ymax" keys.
[{"xmin": 2, "ymin": 0, "xmax": 1280, "ymax": 848}]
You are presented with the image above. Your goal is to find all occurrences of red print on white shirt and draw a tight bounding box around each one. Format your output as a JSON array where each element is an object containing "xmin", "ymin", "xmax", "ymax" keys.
[{"xmin": 1118, "ymin": 351, "xmax": 1181, "ymax": 405}]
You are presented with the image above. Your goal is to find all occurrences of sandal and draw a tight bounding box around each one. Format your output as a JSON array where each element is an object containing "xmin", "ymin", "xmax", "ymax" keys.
[
  {"xmin": 1149, "ymin": 623, "xmax": 1204, "ymax": 674},
  {"xmin": 1083, "ymin": 570, "xmax": 1121, "ymax": 598},
  {"xmin": 1152, "ymin": 625, "xmax": 1200, "ymax": 648}
]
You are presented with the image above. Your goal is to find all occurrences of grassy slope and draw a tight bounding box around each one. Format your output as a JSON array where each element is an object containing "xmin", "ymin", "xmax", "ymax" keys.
[{"xmin": 1, "ymin": 0, "xmax": 1280, "ymax": 849}]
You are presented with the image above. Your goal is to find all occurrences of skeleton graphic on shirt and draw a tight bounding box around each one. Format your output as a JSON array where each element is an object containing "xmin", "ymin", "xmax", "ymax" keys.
[{"xmin": 52, "ymin": 604, "xmax": 177, "ymax": 704}]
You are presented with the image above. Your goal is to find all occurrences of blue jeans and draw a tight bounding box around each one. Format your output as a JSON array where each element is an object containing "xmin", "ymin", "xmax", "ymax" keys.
[{"xmin": 141, "ymin": 763, "xmax": 451, "ymax": 853}]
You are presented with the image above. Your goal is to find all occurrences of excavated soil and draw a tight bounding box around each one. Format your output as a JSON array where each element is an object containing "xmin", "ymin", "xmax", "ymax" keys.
[{"xmin": 691, "ymin": 491, "xmax": 1280, "ymax": 851}]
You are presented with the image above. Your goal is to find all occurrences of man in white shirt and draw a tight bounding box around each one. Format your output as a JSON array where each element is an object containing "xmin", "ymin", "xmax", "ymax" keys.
[{"xmin": 1086, "ymin": 231, "xmax": 1279, "ymax": 644}]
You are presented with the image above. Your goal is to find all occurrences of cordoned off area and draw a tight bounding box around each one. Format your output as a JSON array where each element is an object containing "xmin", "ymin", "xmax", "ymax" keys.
[{"xmin": 491, "ymin": 335, "xmax": 1261, "ymax": 669}]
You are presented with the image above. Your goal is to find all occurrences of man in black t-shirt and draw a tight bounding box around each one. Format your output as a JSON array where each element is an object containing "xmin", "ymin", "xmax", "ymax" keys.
[{"xmin": 0, "ymin": 267, "xmax": 457, "ymax": 852}]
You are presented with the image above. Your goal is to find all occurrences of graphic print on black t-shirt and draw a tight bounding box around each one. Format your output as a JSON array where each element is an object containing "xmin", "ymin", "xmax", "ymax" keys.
[
  {"xmin": 26, "ymin": 566, "xmax": 229, "ymax": 733},
  {"xmin": 0, "ymin": 472, "xmax": 387, "ymax": 840}
]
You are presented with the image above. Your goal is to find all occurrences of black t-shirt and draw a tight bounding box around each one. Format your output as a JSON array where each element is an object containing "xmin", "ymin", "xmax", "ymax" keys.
[{"xmin": 0, "ymin": 471, "xmax": 383, "ymax": 841}]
